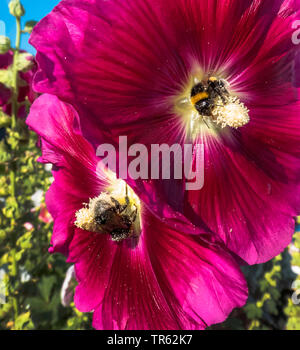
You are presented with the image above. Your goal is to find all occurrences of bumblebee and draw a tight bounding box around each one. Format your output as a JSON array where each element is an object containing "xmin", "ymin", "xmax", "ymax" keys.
[
  {"xmin": 190, "ymin": 77, "xmax": 229, "ymax": 117},
  {"xmin": 75, "ymin": 187, "xmax": 139, "ymax": 242},
  {"xmin": 94, "ymin": 194, "xmax": 138, "ymax": 242}
]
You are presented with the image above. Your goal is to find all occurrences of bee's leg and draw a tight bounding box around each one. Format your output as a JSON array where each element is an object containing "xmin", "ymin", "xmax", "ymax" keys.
[
  {"xmin": 110, "ymin": 197, "xmax": 121, "ymax": 211},
  {"xmin": 202, "ymin": 116, "xmax": 210, "ymax": 128},
  {"xmin": 220, "ymin": 93, "xmax": 229, "ymax": 104},
  {"xmin": 111, "ymin": 228, "xmax": 129, "ymax": 242},
  {"xmin": 216, "ymin": 87, "xmax": 229, "ymax": 104},
  {"xmin": 130, "ymin": 204, "xmax": 138, "ymax": 222},
  {"xmin": 119, "ymin": 195, "xmax": 130, "ymax": 214},
  {"xmin": 111, "ymin": 195, "xmax": 129, "ymax": 214},
  {"xmin": 121, "ymin": 185, "xmax": 130, "ymax": 212}
]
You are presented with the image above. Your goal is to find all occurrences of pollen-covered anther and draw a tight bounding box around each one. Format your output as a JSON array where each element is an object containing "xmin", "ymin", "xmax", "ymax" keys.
[
  {"xmin": 75, "ymin": 197, "xmax": 103, "ymax": 233},
  {"xmin": 212, "ymin": 96, "xmax": 250, "ymax": 129}
]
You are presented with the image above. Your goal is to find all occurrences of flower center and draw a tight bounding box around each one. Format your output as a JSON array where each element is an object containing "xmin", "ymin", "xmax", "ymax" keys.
[
  {"xmin": 75, "ymin": 180, "xmax": 141, "ymax": 242},
  {"xmin": 174, "ymin": 74, "xmax": 250, "ymax": 139}
]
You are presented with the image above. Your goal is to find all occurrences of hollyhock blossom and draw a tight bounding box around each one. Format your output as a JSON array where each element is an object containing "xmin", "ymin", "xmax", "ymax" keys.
[
  {"xmin": 30, "ymin": 0, "xmax": 300, "ymax": 265},
  {"xmin": 0, "ymin": 50, "xmax": 37, "ymax": 118},
  {"xmin": 27, "ymin": 94, "xmax": 248, "ymax": 330}
]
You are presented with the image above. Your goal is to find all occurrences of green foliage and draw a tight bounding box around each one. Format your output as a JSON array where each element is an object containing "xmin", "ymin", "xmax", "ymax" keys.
[
  {"xmin": 0, "ymin": 36, "xmax": 11, "ymax": 55},
  {"xmin": 23, "ymin": 21, "xmax": 37, "ymax": 34},
  {"xmin": 212, "ymin": 240, "xmax": 300, "ymax": 330}
]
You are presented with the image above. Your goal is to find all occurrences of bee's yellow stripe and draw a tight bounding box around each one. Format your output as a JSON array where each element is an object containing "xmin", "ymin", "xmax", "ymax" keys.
[{"xmin": 191, "ymin": 92, "xmax": 209, "ymax": 105}]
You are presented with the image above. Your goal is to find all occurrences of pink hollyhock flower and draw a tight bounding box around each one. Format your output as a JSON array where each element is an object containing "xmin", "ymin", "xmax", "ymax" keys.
[
  {"xmin": 27, "ymin": 94, "xmax": 248, "ymax": 330},
  {"xmin": 30, "ymin": 0, "xmax": 300, "ymax": 265},
  {"xmin": 0, "ymin": 50, "xmax": 37, "ymax": 118}
]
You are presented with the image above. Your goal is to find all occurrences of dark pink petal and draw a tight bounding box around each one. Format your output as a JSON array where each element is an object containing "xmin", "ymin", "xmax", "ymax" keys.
[
  {"xmin": 69, "ymin": 208, "xmax": 247, "ymax": 330},
  {"xmin": 0, "ymin": 51, "xmax": 13, "ymax": 69},
  {"xmin": 294, "ymin": 50, "xmax": 300, "ymax": 88},
  {"xmin": 46, "ymin": 181, "xmax": 78, "ymax": 256},
  {"xmin": 27, "ymin": 94, "xmax": 109, "ymax": 254},
  {"xmin": 143, "ymin": 209, "xmax": 248, "ymax": 329},
  {"xmin": 27, "ymin": 94, "xmax": 100, "ymax": 177},
  {"xmin": 66, "ymin": 229, "xmax": 119, "ymax": 314},
  {"xmin": 185, "ymin": 129, "xmax": 298, "ymax": 264},
  {"xmin": 185, "ymin": 76, "xmax": 300, "ymax": 264}
]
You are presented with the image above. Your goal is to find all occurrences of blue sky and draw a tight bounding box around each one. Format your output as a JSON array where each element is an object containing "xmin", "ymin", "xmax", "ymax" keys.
[{"xmin": 0, "ymin": 0, "xmax": 61, "ymax": 54}]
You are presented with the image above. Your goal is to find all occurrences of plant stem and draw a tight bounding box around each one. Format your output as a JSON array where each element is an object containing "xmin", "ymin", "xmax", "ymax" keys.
[
  {"xmin": 11, "ymin": 17, "xmax": 21, "ymax": 129},
  {"xmin": 10, "ymin": 16, "xmax": 21, "ymax": 211},
  {"xmin": 10, "ymin": 16, "xmax": 22, "ymax": 324}
]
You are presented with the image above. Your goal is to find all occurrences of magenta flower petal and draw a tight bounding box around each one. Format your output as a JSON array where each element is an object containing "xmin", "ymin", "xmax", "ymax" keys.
[
  {"xmin": 185, "ymin": 130, "xmax": 299, "ymax": 264},
  {"xmin": 27, "ymin": 94, "xmax": 98, "ymax": 172},
  {"xmin": 0, "ymin": 51, "xmax": 13, "ymax": 69},
  {"xmin": 45, "ymin": 182, "xmax": 79, "ymax": 255},
  {"xmin": 84, "ymin": 213, "xmax": 248, "ymax": 330},
  {"xmin": 57, "ymin": 186, "xmax": 248, "ymax": 330},
  {"xmin": 142, "ymin": 209, "xmax": 248, "ymax": 329},
  {"xmin": 27, "ymin": 94, "xmax": 109, "ymax": 254},
  {"xmin": 295, "ymin": 50, "xmax": 300, "ymax": 88}
]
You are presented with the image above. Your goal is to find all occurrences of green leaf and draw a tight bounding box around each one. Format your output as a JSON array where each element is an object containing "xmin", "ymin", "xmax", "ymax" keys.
[
  {"xmin": 37, "ymin": 276, "xmax": 56, "ymax": 303},
  {"xmin": 14, "ymin": 312, "xmax": 33, "ymax": 330},
  {"xmin": 23, "ymin": 20, "xmax": 37, "ymax": 34}
]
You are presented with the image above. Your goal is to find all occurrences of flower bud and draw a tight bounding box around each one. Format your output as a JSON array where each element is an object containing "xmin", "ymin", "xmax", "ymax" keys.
[
  {"xmin": 0, "ymin": 112, "xmax": 11, "ymax": 128},
  {"xmin": 0, "ymin": 69, "xmax": 13, "ymax": 88},
  {"xmin": 0, "ymin": 36, "xmax": 11, "ymax": 54},
  {"xmin": 16, "ymin": 52, "xmax": 34, "ymax": 72},
  {"xmin": 8, "ymin": 0, "xmax": 25, "ymax": 18}
]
